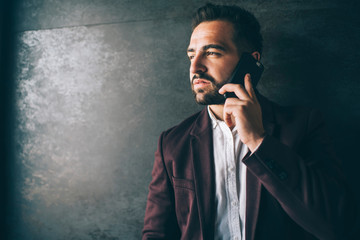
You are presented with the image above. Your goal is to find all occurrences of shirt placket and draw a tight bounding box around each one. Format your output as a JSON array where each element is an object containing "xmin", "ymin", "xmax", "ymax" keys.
[{"xmin": 222, "ymin": 124, "xmax": 241, "ymax": 239}]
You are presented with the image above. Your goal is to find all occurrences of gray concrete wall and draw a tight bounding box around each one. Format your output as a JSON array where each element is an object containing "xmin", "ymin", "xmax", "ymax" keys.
[{"xmin": 11, "ymin": 0, "xmax": 360, "ymax": 239}]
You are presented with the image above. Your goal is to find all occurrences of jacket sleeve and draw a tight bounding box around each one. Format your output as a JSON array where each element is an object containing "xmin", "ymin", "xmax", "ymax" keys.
[
  {"xmin": 243, "ymin": 109, "xmax": 356, "ymax": 240},
  {"xmin": 142, "ymin": 132, "xmax": 181, "ymax": 240}
]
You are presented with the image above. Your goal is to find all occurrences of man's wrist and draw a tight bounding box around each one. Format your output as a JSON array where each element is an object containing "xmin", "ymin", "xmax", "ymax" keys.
[{"xmin": 246, "ymin": 132, "xmax": 266, "ymax": 152}]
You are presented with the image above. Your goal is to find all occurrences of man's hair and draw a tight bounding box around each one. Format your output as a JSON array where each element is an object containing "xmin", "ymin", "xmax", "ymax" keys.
[{"xmin": 192, "ymin": 3, "xmax": 263, "ymax": 54}]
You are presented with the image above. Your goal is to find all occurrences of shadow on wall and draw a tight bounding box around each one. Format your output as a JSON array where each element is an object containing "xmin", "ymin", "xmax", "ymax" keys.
[
  {"xmin": 262, "ymin": 31, "xmax": 344, "ymax": 106},
  {"xmin": 261, "ymin": 29, "xmax": 360, "ymax": 240},
  {"xmin": 0, "ymin": 0, "xmax": 19, "ymax": 239}
]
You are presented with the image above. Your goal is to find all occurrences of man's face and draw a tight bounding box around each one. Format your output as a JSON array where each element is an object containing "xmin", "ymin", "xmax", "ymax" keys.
[{"xmin": 187, "ymin": 20, "xmax": 240, "ymax": 105}]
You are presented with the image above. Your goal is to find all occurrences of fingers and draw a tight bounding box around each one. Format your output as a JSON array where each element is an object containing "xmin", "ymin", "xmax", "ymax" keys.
[
  {"xmin": 222, "ymin": 99, "xmax": 245, "ymax": 128},
  {"xmin": 224, "ymin": 111, "xmax": 234, "ymax": 128},
  {"xmin": 244, "ymin": 74, "xmax": 253, "ymax": 98},
  {"xmin": 219, "ymin": 82, "xmax": 250, "ymax": 100},
  {"xmin": 220, "ymin": 73, "xmax": 260, "ymax": 128},
  {"xmin": 244, "ymin": 74, "xmax": 259, "ymax": 103},
  {"xmin": 219, "ymin": 74, "xmax": 256, "ymax": 101}
]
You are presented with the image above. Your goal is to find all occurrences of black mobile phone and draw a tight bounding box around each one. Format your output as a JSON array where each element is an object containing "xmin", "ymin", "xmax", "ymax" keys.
[{"xmin": 223, "ymin": 52, "xmax": 264, "ymax": 99}]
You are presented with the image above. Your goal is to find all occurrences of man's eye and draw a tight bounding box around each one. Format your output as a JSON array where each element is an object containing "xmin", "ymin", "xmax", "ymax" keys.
[
  {"xmin": 188, "ymin": 55, "xmax": 195, "ymax": 60},
  {"xmin": 206, "ymin": 52, "xmax": 220, "ymax": 56}
]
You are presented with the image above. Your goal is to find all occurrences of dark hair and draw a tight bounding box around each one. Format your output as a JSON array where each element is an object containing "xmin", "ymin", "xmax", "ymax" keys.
[{"xmin": 192, "ymin": 3, "xmax": 263, "ymax": 54}]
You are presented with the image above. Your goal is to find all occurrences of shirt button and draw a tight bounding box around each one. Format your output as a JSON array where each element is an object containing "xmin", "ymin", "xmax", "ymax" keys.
[{"xmin": 232, "ymin": 201, "xmax": 237, "ymax": 206}]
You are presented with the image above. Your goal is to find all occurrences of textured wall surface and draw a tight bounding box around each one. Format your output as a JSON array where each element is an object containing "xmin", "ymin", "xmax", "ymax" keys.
[{"xmin": 12, "ymin": 0, "xmax": 360, "ymax": 239}]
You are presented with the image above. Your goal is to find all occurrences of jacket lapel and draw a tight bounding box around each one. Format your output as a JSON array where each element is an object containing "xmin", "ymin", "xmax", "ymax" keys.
[
  {"xmin": 246, "ymin": 93, "xmax": 276, "ymax": 240},
  {"xmin": 189, "ymin": 108, "xmax": 216, "ymax": 240}
]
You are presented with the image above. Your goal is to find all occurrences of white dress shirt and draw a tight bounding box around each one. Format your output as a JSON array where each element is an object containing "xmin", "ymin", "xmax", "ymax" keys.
[{"xmin": 208, "ymin": 106, "xmax": 249, "ymax": 240}]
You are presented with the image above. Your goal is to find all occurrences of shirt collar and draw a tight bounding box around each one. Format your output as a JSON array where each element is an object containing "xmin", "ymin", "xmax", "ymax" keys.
[{"xmin": 207, "ymin": 106, "xmax": 221, "ymax": 129}]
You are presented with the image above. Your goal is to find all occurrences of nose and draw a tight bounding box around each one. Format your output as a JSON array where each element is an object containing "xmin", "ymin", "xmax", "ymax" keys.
[{"xmin": 190, "ymin": 54, "xmax": 207, "ymax": 74}]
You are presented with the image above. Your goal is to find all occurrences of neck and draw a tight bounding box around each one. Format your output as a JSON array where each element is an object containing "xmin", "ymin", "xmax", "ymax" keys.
[{"xmin": 208, "ymin": 104, "xmax": 224, "ymax": 120}]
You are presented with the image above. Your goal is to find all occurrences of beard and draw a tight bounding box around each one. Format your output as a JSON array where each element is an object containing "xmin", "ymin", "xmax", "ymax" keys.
[{"xmin": 191, "ymin": 73, "xmax": 226, "ymax": 105}]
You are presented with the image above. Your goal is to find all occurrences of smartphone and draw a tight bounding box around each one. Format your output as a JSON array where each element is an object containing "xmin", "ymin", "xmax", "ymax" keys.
[{"xmin": 223, "ymin": 52, "xmax": 264, "ymax": 99}]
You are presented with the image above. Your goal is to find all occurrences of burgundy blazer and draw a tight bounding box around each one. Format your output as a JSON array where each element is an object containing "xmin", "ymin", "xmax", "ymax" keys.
[{"xmin": 142, "ymin": 94, "xmax": 356, "ymax": 240}]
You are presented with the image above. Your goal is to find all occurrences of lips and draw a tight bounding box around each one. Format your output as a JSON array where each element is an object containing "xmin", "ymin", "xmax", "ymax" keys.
[{"xmin": 193, "ymin": 79, "xmax": 211, "ymax": 89}]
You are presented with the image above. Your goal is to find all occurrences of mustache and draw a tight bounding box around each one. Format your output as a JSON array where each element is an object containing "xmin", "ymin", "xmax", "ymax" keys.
[{"xmin": 191, "ymin": 73, "xmax": 215, "ymax": 84}]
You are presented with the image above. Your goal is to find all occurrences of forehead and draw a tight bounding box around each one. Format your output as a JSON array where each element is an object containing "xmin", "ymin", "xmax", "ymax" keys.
[{"xmin": 189, "ymin": 20, "xmax": 236, "ymax": 50}]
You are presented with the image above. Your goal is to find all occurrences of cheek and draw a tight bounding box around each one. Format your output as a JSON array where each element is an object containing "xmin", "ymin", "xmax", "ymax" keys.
[
  {"xmin": 212, "ymin": 67, "xmax": 232, "ymax": 84},
  {"xmin": 220, "ymin": 62, "xmax": 237, "ymax": 82}
]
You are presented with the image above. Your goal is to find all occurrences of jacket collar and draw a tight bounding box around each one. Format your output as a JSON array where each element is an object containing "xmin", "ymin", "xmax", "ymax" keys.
[{"xmin": 189, "ymin": 107, "xmax": 212, "ymax": 137}]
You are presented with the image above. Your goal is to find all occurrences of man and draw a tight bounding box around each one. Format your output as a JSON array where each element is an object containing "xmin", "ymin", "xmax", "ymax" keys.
[{"xmin": 142, "ymin": 3, "xmax": 356, "ymax": 240}]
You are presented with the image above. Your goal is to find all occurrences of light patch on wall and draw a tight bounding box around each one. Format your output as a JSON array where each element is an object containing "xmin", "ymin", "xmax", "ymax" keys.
[
  {"xmin": 12, "ymin": 18, "xmax": 192, "ymax": 239},
  {"xmin": 15, "ymin": 26, "xmax": 126, "ymax": 206}
]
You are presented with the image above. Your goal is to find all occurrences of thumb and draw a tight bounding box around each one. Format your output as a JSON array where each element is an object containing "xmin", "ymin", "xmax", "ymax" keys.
[{"xmin": 224, "ymin": 112, "xmax": 234, "ymax": 128}]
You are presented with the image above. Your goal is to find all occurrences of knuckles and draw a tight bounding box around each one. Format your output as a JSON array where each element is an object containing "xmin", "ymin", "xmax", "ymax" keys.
[
  {"xmin": 221, "ymin": 83, "xmax": 244, "ymax": 92},
  {"xmin": 224, "ymin": 97, "xmax": 254, "ymax": 106}
]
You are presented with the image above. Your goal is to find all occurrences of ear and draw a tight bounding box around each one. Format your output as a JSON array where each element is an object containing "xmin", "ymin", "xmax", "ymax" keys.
[{"xmin": 251, "ymin": 51, "xmax": 261, "ymax": 61}]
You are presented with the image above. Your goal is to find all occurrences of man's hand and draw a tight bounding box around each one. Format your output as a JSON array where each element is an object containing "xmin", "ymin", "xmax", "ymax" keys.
[{"xmin": 218, "ymin": 74, "xmax": 265, "ymax": 152}]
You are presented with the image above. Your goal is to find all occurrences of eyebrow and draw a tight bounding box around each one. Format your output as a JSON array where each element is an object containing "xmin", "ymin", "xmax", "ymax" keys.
[{"xmin": 187, "ymin": 44, "xmax": 227, "ymax": 53}]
